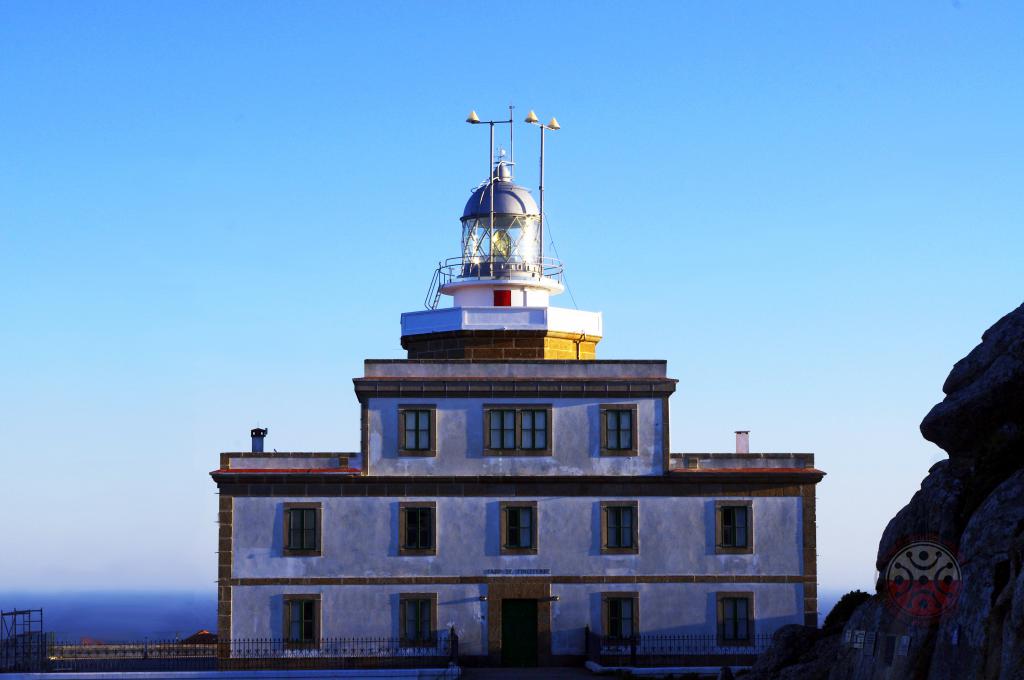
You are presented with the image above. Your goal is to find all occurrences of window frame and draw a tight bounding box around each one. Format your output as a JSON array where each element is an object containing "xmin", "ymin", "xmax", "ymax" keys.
[
  {"xmin": 598, "ymin": 501, "xmax": 638, "ymax": 557},
  {"xmin": 715, "ymin": 500, "xmax": 754, "ymax": 555},
  {"xmin": 499, "ymin": 500, "xmax": 539, "ymax": 555},
  {"xmin": 601, "ymin": 592, "xmax": 639, "ymax": 640},
  {"xmin": 716, "ymin": 592, "xmax": 754, "ymax": 646},
  {"xmin": 518, "ymin": 407, "xmax": 551, "ymax": 453},
  {"xmin": 399, "ymin": 593, "xmax": 438, "ymax": 647},
  {"xmin": 482, "ymin": 404, "xmax": 553, "ymax": 456},
  {"xmin": 599, "ymin": 404, "xmax": 639, "ymax": 456},
  {"xmin": 398, "ymin": 502, "xmax": 437, "ymax": 556},
  {"xmin": 600, "ymin": 500, "xmax": 639, "ymax": 555},
  {"xmin": 484, "ymin": 407, "xmax": 518, "ymax": 453},
  {"xmin": 398, "ymin": 405, "xmax": 437, "ymax": 457},
  {"xmin": 283, "ymin": 503, "xmax": 322, "ymax": 556},
  {"xmin": 282, "ymin": 594, "xmax": 321, "ymax": 648}
]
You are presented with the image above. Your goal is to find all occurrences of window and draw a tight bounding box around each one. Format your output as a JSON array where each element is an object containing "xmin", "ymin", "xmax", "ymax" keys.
[
  {"xmin": 717, "ymin": 593, "xmax": 753, "ymax": 644},
  {"xmin": 283, "ymin": 504, "xmax": 321, "ymax": 556},
  {"xmin": 489, "ymin": 409, "xmax": 516, "ymax": 450},
  {"xmin": 483, "ymin": 405, "xmax": 552, "ymax": 455},
  {"xmin": 399, "ymin": 503, "xmax": 436, "ymax": 555},
  {"xmin": 601, "ymin": 501, "xmax": 638, "ymax": 554},
  {"xmin": 520, "ymin": 409, "xmax": 547, "ymax": 450},
  {"xmin": 398, "ymin": 406, "xmax": 436, "ymax": 456},
  {"xmin": 399, "ymin": 594, "xmax": 437, "ymax": 646},
  {"xmin": 600, "ymin": 405, "xmax": 638, "ymax": 456},
  {"xmin": 602, "ymin": 592, "xmax": 639, "ymax": 640},
  {"xmin": 500, "ymin": 501, "xmax": 538, "ymax": 554},
  {"xmin": 283, "ymin": 595, "xmax": 320, "ymax": 647},
  {"xmin": 715, "ymin": 501, "xmax": 754, "ymax": 554}
]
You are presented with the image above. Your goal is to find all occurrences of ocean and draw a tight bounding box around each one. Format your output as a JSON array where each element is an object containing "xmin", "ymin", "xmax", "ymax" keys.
[{"xmin": 0, "ymin": 591, "xmax": 216, "ymax": 642}]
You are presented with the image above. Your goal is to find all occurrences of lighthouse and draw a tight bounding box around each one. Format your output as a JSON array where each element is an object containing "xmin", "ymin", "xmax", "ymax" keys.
[
  {"xmin": 400, "ymin": 110, "xmax": 603, "ymax": 360},
  {"xmin": 211, "ymin": 108, "xmax": 823, "ymax": 668}
]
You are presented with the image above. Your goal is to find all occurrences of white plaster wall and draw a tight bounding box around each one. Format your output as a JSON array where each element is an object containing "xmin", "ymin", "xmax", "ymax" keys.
[
  {"xmin": 229, "ymin": 457, "xmax": 342, "ymax": 470},
  {"xmin": 231, "ymin": 584, "xmax": 486, "ymax": 652},
  {"xmin": 367, "ymin": 398, "xmax": 664, "ymax": 476},
  {"xmin": 230, "ymin": 582, "xmax": 805, "ymax": 656},
  {"xmin": 549, "ymin": 583, "xmax": 805, "ymax": 654},
  {"xmin": 399, "ymin": 307, "xmax": 602, "ymax": 338},
  {"xmin": 232, "ymin": 496, "xmax": 802, "ymax": 579}
]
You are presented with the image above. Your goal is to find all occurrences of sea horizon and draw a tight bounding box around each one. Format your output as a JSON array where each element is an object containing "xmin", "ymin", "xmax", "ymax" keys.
[{"xmin": 0, "ymin": 590, "xmax": 216, "ymax": 642}]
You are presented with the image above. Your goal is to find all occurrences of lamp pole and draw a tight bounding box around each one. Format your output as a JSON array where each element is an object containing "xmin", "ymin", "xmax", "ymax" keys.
[
  {"xmin": 466, "ymin": 108, "xmax": 514, "ymax": 274},
  {"xmin": 524, "ymin": 111, "xmax": 560, "ymax": 264}
]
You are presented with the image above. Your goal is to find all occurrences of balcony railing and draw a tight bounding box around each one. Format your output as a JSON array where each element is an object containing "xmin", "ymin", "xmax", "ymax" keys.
[
  {"xmin": 584, "ymin": 627, "xmax": 771, "ymax": 668},
  {"xmin": 17, "ymin": 631, "xmax": 458, "ymax": 674}
]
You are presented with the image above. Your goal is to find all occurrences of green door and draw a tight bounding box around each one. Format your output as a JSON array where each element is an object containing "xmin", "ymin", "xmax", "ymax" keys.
[{"xmin": 501, "ymin": 599, "xmax": 538, "ymax": 667}]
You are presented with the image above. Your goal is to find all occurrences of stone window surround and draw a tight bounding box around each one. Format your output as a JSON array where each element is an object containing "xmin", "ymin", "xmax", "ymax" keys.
[
  {"xmin": 716, "ymin": 591, "xmax": 754, "ymax": 646},
  {"xmin": 283, "ymin": 502, "xmax": 323, "ymax": 557},
  {"xmin": 715, "ymin": 500, "xmax": 754, "ymax": 555},
  {"xmin": 599, "ymin": 404, "xmax": 639, "ymax": 457},
  {"xmin": 600, "ymin": 500, "xmax": 639, "ymax": 555},
  {"xmin": 397, "ymin": 405, "xmax": 437, "ymax": 457},
  {"xmin": 398, "ymin": 592, "xmax": 438, "ymax": 646},
  {"xmin": 398, "ymin": 501, "xmax": 437, "ymax": 556},
  {"xmin": 499, "ymin": 500, "xmax": 539, "ymax": 555},
  {"xmin": 282, "ymin": 594, "xmax": 321, "ymax": 648},
  {"xmin": 601, "ymin": 591, "xmax": 640, "ymax": 639},
  {"xmin": 482, "ymin": 404, "xmax": 553, "ymax": 456}
]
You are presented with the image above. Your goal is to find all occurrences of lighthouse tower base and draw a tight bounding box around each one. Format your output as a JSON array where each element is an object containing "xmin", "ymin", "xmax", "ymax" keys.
[
  {"xmin": 400, "ymin": 305, "xmax": 603, "ymax": 360},
  {"xmin": 402, "ymin": 329, "xmax": 600, "ymax": 360}
]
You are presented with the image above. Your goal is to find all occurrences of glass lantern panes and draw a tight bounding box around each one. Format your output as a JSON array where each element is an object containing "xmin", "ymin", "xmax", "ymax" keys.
[{"xmin": 460, "ymin": 214, "xmax": 541, "ymax": 278}]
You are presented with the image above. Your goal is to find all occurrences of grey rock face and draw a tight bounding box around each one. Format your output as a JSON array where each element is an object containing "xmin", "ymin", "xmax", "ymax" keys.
[
  {"xmin": 929, "ymin": 467, "xmax": 1024, "ymax": 680},
  {"xmin": 828, "ymin": 596, "xmax": 935, "ymax": 680},
  {"xmin": 874, "ymin": 460, "xmax": 968, "ymax": 574},
  {"xmin": 920, "ymin": 303, "xmax": 1024, "ymax": 468},
  {"xmin": 742, "ymin": 624, "xmax": 838, "ymax": 680}
]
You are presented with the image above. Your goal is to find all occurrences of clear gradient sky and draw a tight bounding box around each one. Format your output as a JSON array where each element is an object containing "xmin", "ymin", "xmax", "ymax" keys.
[{"xmin": 2, "ymin": 1, "xmax": 1022, "ymax": 603}]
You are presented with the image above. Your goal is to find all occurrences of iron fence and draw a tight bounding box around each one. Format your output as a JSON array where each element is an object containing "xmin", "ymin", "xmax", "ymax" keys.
[
  {"xmin": 585, "ymin": 627, "xmax": 771, "ymax": 668},
  {"xmin": 30, "ymin": 630, "xmax": 457, "ymax": 674}
]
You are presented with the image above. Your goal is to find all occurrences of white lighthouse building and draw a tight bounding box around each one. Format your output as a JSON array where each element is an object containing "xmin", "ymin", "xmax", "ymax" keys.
[{"xmin": 211, "ymin": 110, "xmax": 824, "ymax": 669}]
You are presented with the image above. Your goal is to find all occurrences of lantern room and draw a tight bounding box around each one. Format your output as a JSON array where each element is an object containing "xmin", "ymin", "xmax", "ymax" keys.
[
  {"xmin": 460, "ymin": 160, "xmax": 541, "ymax": 278},
  {"xmin": 399, "ymin": 106, "xmax": 603, "ymax": 360}
]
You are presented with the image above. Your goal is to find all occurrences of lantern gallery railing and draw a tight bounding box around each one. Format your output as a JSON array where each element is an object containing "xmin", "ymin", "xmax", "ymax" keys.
[{"xmin": 425, "ymin": 256, "xmax": 564, "ymax": 309}]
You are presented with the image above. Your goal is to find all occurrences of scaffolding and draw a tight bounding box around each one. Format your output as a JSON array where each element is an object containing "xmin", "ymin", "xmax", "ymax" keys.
[{"xmin": 1, "ymin": 608, "xmax": 47, "ymax": 671}]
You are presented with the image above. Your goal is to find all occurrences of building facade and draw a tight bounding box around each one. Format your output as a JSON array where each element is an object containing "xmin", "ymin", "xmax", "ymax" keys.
[{"xmin": 211, "ymin": 130, "xmax": 824, "ymax": 666}]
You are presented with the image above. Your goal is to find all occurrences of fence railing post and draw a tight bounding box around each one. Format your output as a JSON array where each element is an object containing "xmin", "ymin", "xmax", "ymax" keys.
[{"xmin": 448, "ymin": 626, "xmax": 458, "ymax": 664}]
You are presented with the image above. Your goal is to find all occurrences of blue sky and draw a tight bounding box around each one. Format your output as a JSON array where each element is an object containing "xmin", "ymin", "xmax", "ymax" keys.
[{"xmin": 1, "ymin": 0, "xmax": 1022, "ymax": 609}]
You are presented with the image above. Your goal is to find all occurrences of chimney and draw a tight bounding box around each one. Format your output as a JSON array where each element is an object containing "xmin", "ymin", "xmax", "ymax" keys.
[
  {"xmin": 735, "ymin": 430, "xmax": 750, "ymax": 454},
  {"xmin": 251, "ymin": 427, "xmax": 268, "ymax": 453}
]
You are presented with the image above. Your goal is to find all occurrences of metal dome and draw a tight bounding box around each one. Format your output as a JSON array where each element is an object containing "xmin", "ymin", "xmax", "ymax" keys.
[{"xmin": 462, "ymin": 163, "xmax": 539, "ymax": 219}]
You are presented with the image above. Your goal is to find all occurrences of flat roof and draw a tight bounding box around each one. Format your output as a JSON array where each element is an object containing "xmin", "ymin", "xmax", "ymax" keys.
[{"xmin": 363, "ymin": 359, "xmax": 668, "ymax": 379}]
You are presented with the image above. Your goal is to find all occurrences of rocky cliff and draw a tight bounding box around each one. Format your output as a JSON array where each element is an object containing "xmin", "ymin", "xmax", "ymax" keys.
[{"xmin": 744, "ymin": 302, "xmax": 1024, "ymax": 680}]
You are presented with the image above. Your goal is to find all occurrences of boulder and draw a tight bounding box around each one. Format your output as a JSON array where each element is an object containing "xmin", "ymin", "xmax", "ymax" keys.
[
  {"xmin": 929, "ymin": 467, "xmax": 1024, "ymax": 680},
  {"xmin": 920, "ymin": 303, "xmax": 1024, "ymax": 496},
  {"xmin": 874, "ymin": 459, "xmax": 968, "ymax": 575}
]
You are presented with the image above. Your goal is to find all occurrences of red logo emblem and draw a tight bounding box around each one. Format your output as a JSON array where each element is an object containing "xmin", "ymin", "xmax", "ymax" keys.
[{"xmin": 883, "ymin": 539, "xmax": 961, "ymax": 622}]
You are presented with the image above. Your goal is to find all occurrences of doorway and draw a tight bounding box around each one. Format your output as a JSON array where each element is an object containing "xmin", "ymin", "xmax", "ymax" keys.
[{"xmin": 500, "ymin": 599, "xmax": 538, "ymax": 667}]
